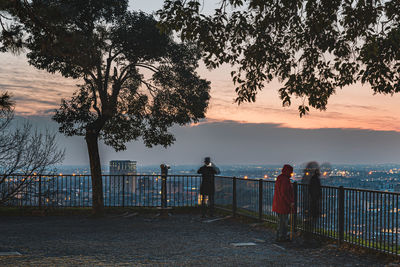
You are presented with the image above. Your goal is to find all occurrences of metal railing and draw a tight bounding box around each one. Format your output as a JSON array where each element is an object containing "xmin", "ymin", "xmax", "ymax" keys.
[
  {"xmin": 214, "ymin": 176, "xmax": 400, "ymax": 256},
  {"xmin": 0, "ymin": 174, "xmax": 201, "ymax": 208},
  {"xmin": 1, "ymin": 173, "xmax": 399, "ymax": 256}
]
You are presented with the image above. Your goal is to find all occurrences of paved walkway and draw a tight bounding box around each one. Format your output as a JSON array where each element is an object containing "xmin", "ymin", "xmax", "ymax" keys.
[{"xmin": 0, "ymin": 212, "xmax": 395, "ymax": 266}]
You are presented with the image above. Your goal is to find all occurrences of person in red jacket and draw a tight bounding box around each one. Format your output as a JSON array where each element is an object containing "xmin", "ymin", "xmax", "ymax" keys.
[{"xmin": 272, "ymin": 164, "xmax": 295, "ymax": 242}]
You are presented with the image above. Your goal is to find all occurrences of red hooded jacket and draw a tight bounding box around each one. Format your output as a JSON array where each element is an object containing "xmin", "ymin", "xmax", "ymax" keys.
[{"xmin": 272, "ymin": 164, "xmax": 294, "ymax": 214}]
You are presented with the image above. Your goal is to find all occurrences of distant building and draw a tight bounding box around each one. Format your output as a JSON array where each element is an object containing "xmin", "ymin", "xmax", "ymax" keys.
[
  {"xmin": 109, "ymin": 160, "xmax": 137, "ymax": 197},
  {"xmin": 109, "ymin": 160, "xmax": 137, "ymax": 175}
]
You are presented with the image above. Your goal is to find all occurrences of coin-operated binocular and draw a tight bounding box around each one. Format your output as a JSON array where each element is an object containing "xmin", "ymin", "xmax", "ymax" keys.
[
  {"xmin": 160, "ymin": 164, "xmax": 170, "ymax": 177},
  {"xmin": 160, "ymin": 164, "xmax": 170, "ymax": 209}
]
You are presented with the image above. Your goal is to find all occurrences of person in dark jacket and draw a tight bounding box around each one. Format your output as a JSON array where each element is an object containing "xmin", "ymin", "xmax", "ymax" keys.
[
  {"xmin": 272, "ymin": 164, "xmax": 294, "ymax": 242},
  {"xmin": 198, "ymin": 157, "xmax": 220, "ymax": 217},
  {"xmin": 301, "ymin": 161, "xmax": 322, "ymax": 245}
]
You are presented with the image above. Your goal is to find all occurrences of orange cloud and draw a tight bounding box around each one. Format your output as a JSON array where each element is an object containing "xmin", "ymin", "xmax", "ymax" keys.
[{"xmin": 2, "ymin": 52, "xmax": 400, "ymax": 132}]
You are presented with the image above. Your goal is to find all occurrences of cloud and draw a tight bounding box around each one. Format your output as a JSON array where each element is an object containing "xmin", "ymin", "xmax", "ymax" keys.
[
  {"xmin": 334, "ymin": 104, "xmax": 379, "ymax": 111},
  {"xmin": 5, "ymin": 114, "xmax": 400, "ymax": 167},
  {"xmin": 17, "ymin": 117, "xmax": 398, "ymax": 166},
  {"xmin": 11, "ymin": 95, "xmax": 60, "ymax": 106},
  {"xmin": 2, "ymin": 44, "xmax": 400, "ymax": 134}
]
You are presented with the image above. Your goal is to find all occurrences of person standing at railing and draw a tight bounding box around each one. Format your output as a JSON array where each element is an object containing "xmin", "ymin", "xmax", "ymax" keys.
[
  {"xmin": 272, "ymin": 164, "xmax": 295, "ymax": 242},
  {"xmin": 198, "ymin": 157, "xmax": 220, "ymax": 218},
  {"xmin": 301, "ymin": 161, "xmax": 322, "ymax": 247}
]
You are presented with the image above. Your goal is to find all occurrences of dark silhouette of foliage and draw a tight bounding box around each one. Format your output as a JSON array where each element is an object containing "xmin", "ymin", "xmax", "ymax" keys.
[
  {"xmin": 0, "ymin": 95, "xmax": 65, "ymax": 205},
  {"xmin": 159, "ymin": 0, "xmax": 400, "ymax": 116},
  {"xmin": 1, "ymin": 1, "xmax": 210, "ymax": 214}
]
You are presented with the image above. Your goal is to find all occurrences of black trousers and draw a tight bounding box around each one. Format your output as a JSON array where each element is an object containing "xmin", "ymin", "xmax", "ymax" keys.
[{"xmin": 201, "ymin": 193, "xmax": 214, "ymax": 216}]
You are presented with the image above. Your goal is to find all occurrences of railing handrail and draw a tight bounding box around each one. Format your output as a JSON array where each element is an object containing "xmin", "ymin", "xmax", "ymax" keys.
[{"xmin": 3, "ymin": 173, "xmax": 400, "ymax": 196}]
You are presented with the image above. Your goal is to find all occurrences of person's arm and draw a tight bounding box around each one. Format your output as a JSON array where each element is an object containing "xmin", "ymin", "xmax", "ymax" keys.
[
  {"xmin": 213, "ymin": 165, "xmax": 220, "ymax": 175},
  {"xmin": 197, "ymin": 166, "xmax": 203, "ymax": 174},
  {"xmin": 280, "ymin": 177, "xmax": 294, "ymax": 207},
  {"xmin": 273, "ymin": 177, "xmax": 281, "ymax": 199}
]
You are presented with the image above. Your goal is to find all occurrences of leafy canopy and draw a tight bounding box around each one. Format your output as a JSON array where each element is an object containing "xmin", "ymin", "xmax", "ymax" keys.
[
  {"xmin": 159, "ymin": 0, "xmax": 400, "ymax": 116},
  {"xmin": 2, "ymin": 1, "xmax": 210, "ymax": 151}
]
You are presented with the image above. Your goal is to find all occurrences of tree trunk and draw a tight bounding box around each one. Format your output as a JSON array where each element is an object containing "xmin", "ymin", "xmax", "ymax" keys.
[{"xmin": 86, "ymin": 132, "xmax": 104, "ymax": 216}]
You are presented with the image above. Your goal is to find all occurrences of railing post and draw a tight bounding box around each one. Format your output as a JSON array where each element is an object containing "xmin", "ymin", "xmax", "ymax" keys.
[
  {"xmin": 122, "ymin": 175, "xmax": 125, "ymax": 207},
  {"xmin": 338, "ymin": 186, "xmax": 345, "ymax": 246},
  {"xmin": 38, "ymin": 175, "xmax": 42, "ymax": 209},
  {"xmin": 258, "ymin": 179, "xmax": 263, "ymax": 221},
  {"xmin": 293, "ymin": 182, "xmax": 298, "ymax": 232},
  {"xmin": 161, "ymin": 175, "xmax": 167, "ymax": 208},
  {"xmin": 160, "ymin": 165, "xmax": 168, "ymax": 209},
  {"xmin": 232, "ymin": 176, "xmax": 237, "ymax": 217}
]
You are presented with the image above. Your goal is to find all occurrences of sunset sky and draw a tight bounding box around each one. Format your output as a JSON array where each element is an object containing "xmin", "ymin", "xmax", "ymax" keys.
[{"xmin": 1, "ymin": 0, "xmax": 400, "ymax": 166}]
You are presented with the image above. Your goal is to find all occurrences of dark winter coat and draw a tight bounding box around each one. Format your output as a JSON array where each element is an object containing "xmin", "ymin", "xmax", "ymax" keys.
[
  {"xmin": 303, "ymin": 174, "xmax": 322, "ymax": 218},
  {"xmin": 272, "ymin": 165, "xmax": 294, "ymax": 214},
  {"xmin": 198, "ymin": 164, "xmax": 220, "ymax": 195}
]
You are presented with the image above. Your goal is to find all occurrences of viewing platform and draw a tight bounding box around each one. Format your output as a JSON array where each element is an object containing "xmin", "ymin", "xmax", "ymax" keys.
[
  {"xmin": 0, "ymin": 210, "xmax": 393, "ymax": 266},
  {"xmin": 1, "ymin": 173, "xmax": 400, "ymax": 266}
]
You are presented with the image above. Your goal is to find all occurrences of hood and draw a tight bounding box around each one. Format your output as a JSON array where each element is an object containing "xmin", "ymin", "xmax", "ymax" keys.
[
  {"xmin": 304, "ymin": 161, "xmax": 320, "ymax": 177},
  {"xmin": 281, "ymin": 164, "xmax": 293, "ymax": 176}
]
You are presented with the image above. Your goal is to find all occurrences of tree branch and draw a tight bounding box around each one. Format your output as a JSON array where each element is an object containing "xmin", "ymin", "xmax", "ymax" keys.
[
  {"xmin": 84, "ymin": 77, "xmax": 102, "ymax": 117},
  {"xmin": 135, "ymin": 63, "xmax": 160, "ymax": 73},
  {"xmin": 95, "ymin": 63, "xmax": 108, "ymax": 107},
  {"xmin": 140, "ymin": 79, "xmax": 159, "ymax": 98},
  {"xmin": 103, "ymin": 46, "xmax": 113, "ymax": 96}
]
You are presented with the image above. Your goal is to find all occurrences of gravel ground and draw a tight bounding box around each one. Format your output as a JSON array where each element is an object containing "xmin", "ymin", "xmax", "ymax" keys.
[{"xmin": 0, "ymin": 212, "xmax": 396, "ymax": 266}]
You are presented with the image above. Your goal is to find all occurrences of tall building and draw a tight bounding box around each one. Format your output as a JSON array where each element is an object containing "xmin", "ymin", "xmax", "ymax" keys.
[
  {"xmin": 109, "ymin": 160, "xmax": 137, "ymax": 201},
  {"xmin": 109, "ymin": 160, "xmax": 137, "ymax": 175}
]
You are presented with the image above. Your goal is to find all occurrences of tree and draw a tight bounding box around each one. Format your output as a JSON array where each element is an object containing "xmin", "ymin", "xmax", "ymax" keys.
[
  {"xmin": 1, "ymin": 1, "xmax": 211, "ymax": 214},
  {"xmin": 0, "ymin": 94, "xmax": 65, "ymax": 205},
  {"xmin": 159, "ymin": 0, "xmax": 400, "ymax": 116}
]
